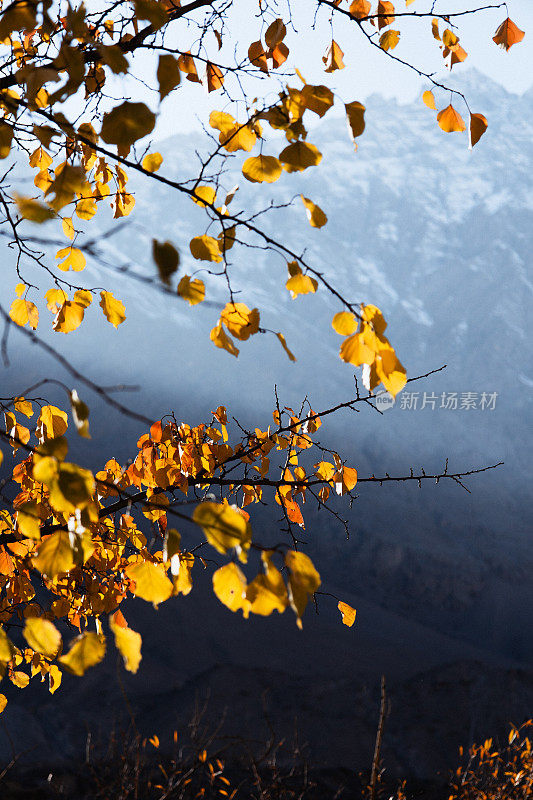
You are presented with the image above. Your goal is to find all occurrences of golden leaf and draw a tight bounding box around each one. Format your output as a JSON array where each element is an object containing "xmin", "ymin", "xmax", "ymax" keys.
[
  {"xmin": 379, "ymin": 29, "xmax": 400, "ymax": 50},
  {"xmin": 110, "ymin": 614, "xmax": 142, "ymax": 673},
  {"xmin": 14, "ymin": 195, "xmax": 55, "ymax": 223},
  {"xmin": 70, "ymin": 389, "xmax": 90, "ymax": 438},
  {"xmin": 338, "ymin": 601, "xmax": 357, "ymax": 627},
  {"xmin": 190, "ymin": 235, "xmax": 223, "ymax": 262},
  {"xmin": 177, "ymin": 275, "xmax": 205, "ymax": 305},
  {"xmin": 36, "ymin": 405, "xmax": 68, "ymax": 442},
  {"xmin": 377, "ymin": 1, "xmax": 395, "ymax": 30},
  {"xmin": 23, "ymin": 617, "xmax": 62, "ymax": 658},
  {"xmin": 210, "ymin": 322, "xmax": 239, "ymax": 356},
  {"xmin": 0, "ymin": 627, "xmax": 14, "ymax": 663},
  {"xmin": 301, "ymin": 84, "xmax": 334, "ymax": 117},
  {"xmin": 437, "ymin": 104, "xmax": 466, "ymax": 133},
  {"xmin": 332, "ymin": 312, "xmax": 358, "ymax": 336},
  {"xmin": 423, "ymin": 90, "xmax": 436, "ymax": 110},
  {"xmin": 53, "ymin": 301, "xmax": 85, "ymax": 333},
  {"xmin": 212, "ymin": 562, "xmax": 250, "ymax": 616},
  {"xmin": 126, "ymin": 561, "xmax": 173, "ymax": 606},
  {"xmin": 9, "ymin": 298, "xmax": 39, "ymax": 329},
  {"xmin": 246, "ymin": 552, "xmax": 288, "ymax": 615},
  {"xmin": 99, "ymin": 291, "xmax": 126, "ymax": 327},
  {"xmin": 349, "ymin": 0, "xmax": 371, "ymax": 20},
  {"xmin": 323, "ymin": 40, "xmax": 345, "ymax": 72},
  {"xmin": 142, "ymin": 152, "xmax": 163, "ymax": 173},
  {"xmin": 220, "ymin": 303, "xmax": 260, "ymax": 340},
  {"xmin": 285, "ymin": 551, "xmax": 321, "ymax": 626},
  {"xmin": 345, "ymin": 101, "xmax": 366, "ymax": 141},
  {"xmin": 55, "ymin": 246, "xmax": 86, "ymax": 272},
  {"xmin": 276, "ymin": 332, "xmax": 296, "ymax": 362},
  {"xmin": 193, "ymin": 501, "xmax": 252, "ymax": 559},
  {"xmin": 206, "ymin": 61, "xmax": 224, "ymax": 92},
  {"xmin": 300, "ymin": 195, "xmax": 327, "ymax": 228},
  {"xmin": 279, "ymin": 141, "xmax": 322, "ymax": 172},
  {"xmin": 493, "ymin": 17, "xmax": 525, "ymax": 51},
  {"xmin": 32, "ymin": 530, "xmax": 75, "ymax": 578},
  {"xmin": 242, "ymin": 155, "xmax": 282, "ymax": 183},
  {"xmin": 285, "ymin": 263, "xmax": 318, "ymax": 298},
  {"xmin": 59, "ymin": 632, "xmax": 106, "ymax": 676}
]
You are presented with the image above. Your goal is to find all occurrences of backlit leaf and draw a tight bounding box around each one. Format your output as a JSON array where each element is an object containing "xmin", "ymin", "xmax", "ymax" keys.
[
  {"xmin": 70, "ymin": 389, "xmax": 90, "ymax": 438},
  {"xmin": 142, "ymin": 152, "xmax": 163, "ymax": 173},
  {"xmin": 242, "ymin": 155, "xmax": 282, "ymax": 183},
  {"xmin": 423, "ymin": 90, "xmax": 436, "ymax": 110},
  {"xmin": 285, "ymin": 550, "xmax": 321, "ymax": 627},
  {"xmin": 193, "ymin": 501, "xmax": 252, "ymax": 559},
  {"xmin": 379, "ymin": 29, "xmax": 400, "ymax": 50},
  {"xmin": 332, "ymin": 312, "xmax": 358, "ymax": 336},
  {"xmin": 220, "ymin": 303, "xmax": 260, "ymax": 340},
  {"xmin": 338, "ymin": 601, "xmax": 357, "ymax": 627},
  {"xmin": 300, "ymin": 195, "xmax": 327, "ymax": 228},
  {"xmin": 23, "ymin": 617, "xmax": 62, "ymax": 658},
  {"xmin": 469, "ymin": 113, "xmax": 488, "ymax": 149},
  {"xmin": 126, "ymin": 561, "xmax": 173, "ymax": 606},
  {"xmin": 177, "ymin": 275, "xmax": 205, "ymax": 305},
  {"xmin": 101, "ymin": 102, "xmax": 156, "ymax": 148},
  {"xmin": 190, "ymin": 235, "xmax": 223, "ymax": 262},
  {"xmin": 323, "ymin": 40, "xmax": 345, "ymax": 72},
  {"xmin": 279, "ymin": 141, "xmax": 322, "ymax": 172},
  {"xmin": 437, "ymin": 104, "xmax": 466, "ymax": 133},
  {"xmin": 55, "ymin": 246, "xmax": 86, "ymax": 272},
  {"xmin": 59, "ymin": 632, "xmax": 106, "ymax": 676},
  {"xmin": 99, "ymin": 291, "xmax": 126, "ymax": 327},
  {"xmin": 493, "ymin": 17, "xmax": 525, "ymax": 51},
  {"xmin": 110, "ymin": 614, "xmax": 142, "ymax": 673},
  {"xmin": 9, "ymin": 298, "xmax": 39, "ymax": 329},
  {"xmin": 36, "ymin": 405, "xmax": 68, "ymax": 442},
  {"xmin": 32, "ymin": 530, "xmax": 75, "ymax": 578},
  {"xmin": 212, "ymin": 562, "xmax": 250, "ymax": 616},
  {"xmin": 15, "ymin": 195, "xmax": 55, "ymax": 223}
]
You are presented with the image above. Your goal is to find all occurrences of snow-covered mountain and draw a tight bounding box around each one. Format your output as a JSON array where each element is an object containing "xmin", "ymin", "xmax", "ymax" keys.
[{"xmin": 1, "ymin": 68, "xmax": 532, "ymax": 777}]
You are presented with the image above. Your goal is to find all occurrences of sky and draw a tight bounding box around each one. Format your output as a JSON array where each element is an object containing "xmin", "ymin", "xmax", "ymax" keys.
[{"xmin": 125, "ymin": 0, "xmax": 533, "ymax": 139}]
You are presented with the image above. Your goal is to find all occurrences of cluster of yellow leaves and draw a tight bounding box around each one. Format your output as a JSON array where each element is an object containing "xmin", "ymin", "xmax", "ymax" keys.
[
  {"xmin": 334, "ymin": 305, "xmax": 406, "ymax": 397},
  {"xmin": 0, "ymin": 398, "xmax": 358, "ymax": 706},
  {"xmin": 10, "ymin": 284, "xmax": 125, "ymax": 334}
]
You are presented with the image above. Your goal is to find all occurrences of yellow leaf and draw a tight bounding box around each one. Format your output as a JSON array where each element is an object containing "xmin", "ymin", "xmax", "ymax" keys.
[
  {"xmin": 9, "ymin": 298, "xmax": 39, "ymax": 329},
  {"xmin": 285, "ymin": 551, "xmax": 321, "ymax": 626},
  {"xmin": 53, "ymin": 300, "xmax": 85, "ymax": 333},
  {"xmin": 11, "ymin": 670, "xmax": 30, "ymax": 688},
  {"xmin": 0, "ymin": 121, "xmax": 13, "ymax": 158},
  {"xmin": 14, "ymin": 397, "xmax": 33, "ymax": 417},
  {"xmin": 48, "ymin": 664, "xmax": 62, "ymax": 694},
  {"xmin": 110, "ymin": 614, "xmax": 142, "ymax": 673},
  {"xmin": 437, "ymin": 104, "xmax": 466, "ymax": 133},
  {"xmin": 50, "ymin": 462, "xmax": 95, "ymax": 513},
  {"xmin": 276, "ymin": 332, "xmax": 296, "ymax": 362},
  {"xmin": 285, "ymin": 263, "xmax": 318, "ymax": 298},
  {"xmin": 423, "ymin": 90, "xmax": 436, "ymax": 110},
  {"xmin": 62, "ymin": 217, "xmax": 75, "ymax": 239},
  {"xmin": 339, "ymin": 332, "xmax": 375, "ymax": 366},
  {"xmin": 16, "ymin": 502, "xmax": 41, "ymax": 539},
  {"xmin": 45, "ymin": 288, "xmax": 68, "ymax": 313},
  {"xmin": 73, "ymin": 289, "xmax": 92, "ymax": 308},
  {"xmin": 70, "ymin": 389, "xmax": 90, "ymax": 438},
  {"xmin": 142, "ymin": 152, "xmax": 163, "ymax": 173},
  {"xmin": 323, "ymin": 40, "xmax": 345, "ymax": 72},
  {"xmin": 177, "ymin": 275, "xmax": 205, "ymax": 306},
  {"xmin": 36, "ymin": 405, "xmax": 68, "ymax": 442},
  {"xmin": 338, "ymin": 601, "xmax": 357, "ymax": 627},
  {"xmin": 101, "ymin": 102, "xmax": 156, "ymax": 149},
  {"xmin": 190, "ymin": 235, "xmax": 222, "ymax": 263},
  {"xmin": 379, "ymin": 29, "xmax": 400, "ymax": 50},
  {"xmin": 99, "ymin": 291, "xmax": 126, "ymax": 327},
  {"xmin": 242, "ymin": 155, "xmax": 282, "ymax": 183},
  {"xmin": 210, "ymin": 111, "xmax": 257, "ymax": 152},
  {"xmin": 0, "ymin": 626, "xmax": 14, "ymax": 662},
  {"xmin": 55, "ymin": 246, "xmax": 86, "ymax": 272},
  {"xmin": 345, "ymin": 101, "xmax": 366, "ymax": 142},
  {"xmin": 220, "ymin": 303, "xmax": 259, "ymax": 340},
  {"xmin": 246, "ymin": 552, "xmax": 288, "ymax": 615},
  {"xmin": 469, "ymin": 113, "xmax": 488, "ymax": 149},
  {"xmin": 300, "ymin": 195, "xmax": 327, "ymax": 228},
  {"xmin": 301, "ymin": 84, "xmax": 334, "ymax": 117},
  {"xmin": 442, "ymin": 28, "xmax": 458, "ymax": 48},
  {"xmin": 157, "ymin": 53, "xmax": 181, "ymax": 100},
  {"xmin": 332, "ymin": 312, "xmax": 358, "ymax": 335},
  {"xmin": 0, "ymin": 695, "xmax": 6, "ymax": 713},
  {"xmin": 279, "ymin": 141, "xmax": 322, "ymax": 172},
  {"xmin": 152, "ymin": 239, "xmax": 180, "ymax": 285},
  {"xmin": 14, "ymin": 195, "xmax": 55, "ymax": 223},
  {"xmin": 172, "ymin": 553, "xmax": 194, "ymax": 596},
  {"xmin": 193, "ymin": 502, "xmax": 252, "ymax": 559},
  {"xmin": 126, "ymin": 561, "xmax": 173, "ymax": 606},
  {"xmin": 210, "ymin": 322, "xmax": 239, "ymax": 357},
  {"xmin": 212, "ymin": 562, "xmax": 250, "ymax": 616},
  {"xmin": 375, "ymin": 346, "xmax": 407, "ymax": 396},
  {"xmin": 192, "ymin": 185, "xmax": 216, "ymax": 207},
  {"xmin": 23, "ymin": 617, "xmax": 62, "ymax": 658},
  {"xmin": 59, "ymin": 632, "xmax": 106, "ymax": 676},
  {"xmin": 32, "ymin": 530, "xmax": 75, "ymax": 578}
]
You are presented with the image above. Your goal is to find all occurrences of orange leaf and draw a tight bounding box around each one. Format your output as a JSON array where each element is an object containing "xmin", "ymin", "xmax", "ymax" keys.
[
  {"xmin": 469, "ymin": 113, "xmax": 488, "ymax": 149},
  {"xmin": 338, "ymin": 601, "xmax": 357, "ymax": 627},
  {"xmin": 436, "ymin": 104, "xmax": 465, "ymax": 133},
  {"xmin": 493, "ymin": 17, "xmax": 525, "ymax": 51},
  {"xmin": 322, "ymin": 40, "xmax": 344, "ymax": 72}
]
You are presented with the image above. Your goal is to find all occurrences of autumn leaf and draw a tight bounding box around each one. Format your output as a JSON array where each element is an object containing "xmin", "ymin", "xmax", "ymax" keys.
[
  {"xmin": 177, "ymin": 275, "xmax": 205, "ymax": 305},
  {"xmin": 55, "ymin": 246, "xmax": 86, "ymax": 272},
  {"xmin": 220, "ymin": 303, "xmax": 259, "ymax": 340},
  {"xmin": 276, "ymin": 332, "xmax": 296, "ymax": 362},
  {"xmin": 53, "ymin": 300, "xmax": 85, "ymax": 333},
  {"xmin": 349, "ymin": 0, "xmax": 371, "ymax": 20},
  {"xmin": 212, "ymin": 562, "xmax": 250, "ymax": 616},
  {"xmin": 126, "ymin": 561, "xmax": 173, "ymax": 606},
  {"xmin": 142, "ymin": 152, "xmax": 163, "ymax": 173},
  {"xmin": 332, "ymin": 312, "xmax": 358, "ymax": 336},
  {"xmin": 9, "ymin": 297, "xmax": 39, "ymax": 329},
  {"xmin": 206, "ymin": 62, "xmax": 224, "ymax": 92},
  {"xmin": 242, "ymin": 155, "xmax": 282, "ymax": 183},
  {"xmin": 193, "ymin": 501, "xmax": 252, "ymax": 559},
  {"xmin": 101, "ymin": 101, "xmax": 156, "ymax": 148},
  {"xmin": 338, "ymin": 601, "xmax": 356, "ymax": 627},
  {"xmin": 437, "ymin": 104, "xmax": 466, "ymax": 133},
  {"xmin": 153, "ymin": 239, "xmax": 180, "ymax": 284},
  {"xmin": 15, "ymin": 195, "xmax": 55, "ymax": 223},
  {"xmin": 70, "ymin": 389, "xmax": 90, "ymax": 438},
  {"xmin": 246, "ymin": 552, "xmax": 288, "ymax": 615},
  {"xmin": 345, "ymin": 101, "xmax": 366, "ymax": 142},
  {"xmin": 110, "ymin": 613, "xmax": 142, "ymax": 673},
  {"xmin": 300, "ymin": 195, "xmax": 327, "ymax": 228},
  {"xmin": 285, "ymin": 550, "xmax": 321, "ymax": 627},
  {"xmin": 423, "ymin": 90, "xmax": 436, "ymax": 110},
  {"xmin": 23, "ymin": 617, "xmax": 62, "ymax": 658},
  {"xmin": 99, "ymin": 291, "xmax": 126, "ymax": 327},
  {"xmin": 380, "ymin": 30, "xmax": 400, "ymax": 51},
  {"xmin": 279, "ymin": 141, "xmax": 322, "ymax": 172},
  {"xmin": 285, "ymin": 262, "xmax": 318, "ymax": 298},
  {"xmin": 36, "ymin": 405, "xmax": 68, "ymax": 442},
  {"xmin": 59, "ymin": 632, "xmax": 106, "ymax": 676},
  {"xmin": 190, "ymin": 235, "xmax": 223, "ymax": 262},
  {"xmin": 469, "ymin": 113, "xmax": 488, "ymax": 149},
  {"xmin": 301, "ymin": 84, "xmax": 334, "ymax": 117},
  {"xmin": 32, "ymin": 530, "xmax": 75, "ymax": 578},
  {"xmin": 157, "ymin": 54, "xmax": 181, "ymax": 100},
  {"xmin": 493, "ymin": 18, "xmax": 525, "ymax": 51},
  {"xmin": 377, "ymin": 1, "xmax": 395, "ymax": 30},
  {"xmin": 323, "ymin": 40, "xmax": 344, "ymax": 72}
]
